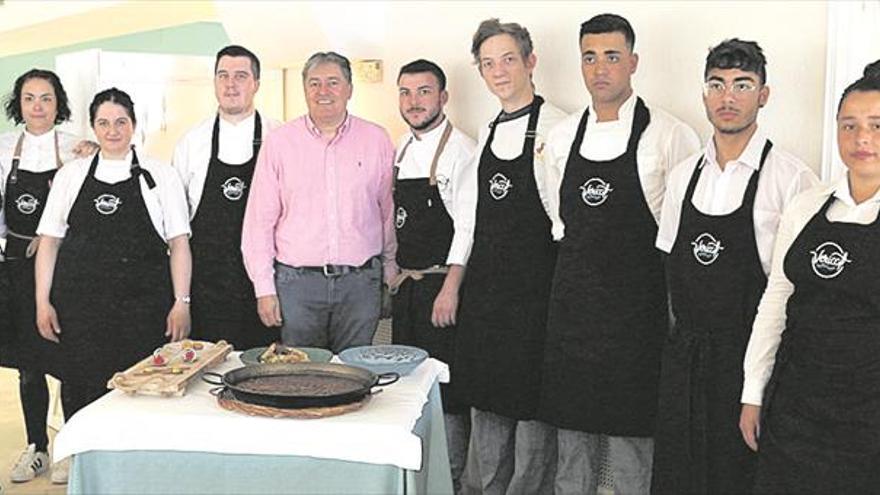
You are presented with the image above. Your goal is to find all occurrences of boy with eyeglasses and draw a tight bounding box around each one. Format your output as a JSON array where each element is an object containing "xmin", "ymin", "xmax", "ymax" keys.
[
  {"xmin": 537, "ymin": 13, "xmax": 699, "ymax": 494},
  {"xmin": 651, "ymin": 38, "xmax": 816, "ymax": 493}
]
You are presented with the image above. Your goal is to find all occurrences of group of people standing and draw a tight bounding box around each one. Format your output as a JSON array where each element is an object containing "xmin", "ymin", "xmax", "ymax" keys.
[
  {"xmin": 388, "ymin": 13, "xmax": 880, "ymax": 495},
  {"xmin": 0, "ymin": 10, "xmax": 878, "ymax": 495}
]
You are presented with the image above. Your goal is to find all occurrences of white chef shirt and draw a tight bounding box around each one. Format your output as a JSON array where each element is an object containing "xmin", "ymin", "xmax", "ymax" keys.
[
  {"xmin": 656, "ymin": 128, "xmax": 818, "ymax": 275},
  {"xmin": 395, "ymin": 117, "xmax": 476, "ymax": 266},
  {"xmin": 37, "ymin": 151, "xmax": 191, "ymax": 241},
  {"xmin": 171, "ymin": 112, "xmax": 280, "ymax": 219},
  {"xmin": 742, "ymin": 176, "xmax": 880, "ymax": 405},
  {"xmin": 546, "ymin": 93, "xmax": 701, "ymax": 240},
  {"xmin": 451, "ymin": 99, "xmax": 568, "ymax": 266},
  {"xmin": 0, "ymin": 128, "xmax": 81, "ymax": 238}
]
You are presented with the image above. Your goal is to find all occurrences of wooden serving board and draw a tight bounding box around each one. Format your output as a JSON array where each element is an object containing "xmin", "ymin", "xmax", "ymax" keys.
[{"xmin": 108, "ymin": 340, "xmax": 233, "ymax": 397}]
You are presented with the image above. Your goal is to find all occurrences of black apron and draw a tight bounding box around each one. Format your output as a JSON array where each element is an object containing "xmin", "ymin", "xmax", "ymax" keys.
[
  {"xmin": 651, "ymin": 141, "xmax": 772, "ymax": 494},
  {"xmin": 754, "ymin": 193, "xmax": 880, "ymax": 493},
  {"xmin": 539, "ymin": 98, "xmax": 665, "ymax": 436},
  {"xmin": 0, "ymin": 132, "xmax": 63, "ymax": 372},
  {"xmin": 190, "ymin": 113, "xmax": 274, "ymax": 350},
  {"xmin": 53, "ymin": 150, "xmax": 170, "ymax": 387},
  {"xmin": 391, "ymin": 122, "xmax": 466, "ymax": 413},
  {"xmin": 454, "ymin": 96, "xmax": 557, "ymax": 420}
]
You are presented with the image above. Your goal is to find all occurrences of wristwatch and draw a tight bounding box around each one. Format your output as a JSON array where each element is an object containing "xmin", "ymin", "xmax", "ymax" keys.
[{"xmin": 175, "ymin": 295, "xmax": 191, "ymax": 304}]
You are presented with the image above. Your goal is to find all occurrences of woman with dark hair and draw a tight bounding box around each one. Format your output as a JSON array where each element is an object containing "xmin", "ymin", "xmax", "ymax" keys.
[
  {"xmin": 740, "ymin": 61, "xmax": 880, "ymax": 493},
  {"xmin": 34, "ymin": 87, "xmax": 192, "ymax": 425},
  {"xmin": 0, "ymin": 68, "xmax": 91, "ymax": 484}
]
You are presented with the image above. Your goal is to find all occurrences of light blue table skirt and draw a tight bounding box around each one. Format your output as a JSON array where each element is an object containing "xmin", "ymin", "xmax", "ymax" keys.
[{"xmin": 69, "ymin": 383, "xmax": 453, "ymax": 495}]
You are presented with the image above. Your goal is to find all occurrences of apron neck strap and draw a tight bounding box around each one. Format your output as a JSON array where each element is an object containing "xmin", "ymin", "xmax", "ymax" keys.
[
  {"xmin": 428, "ymin": 120, "xmax": 453, "ymax": 185},
  {"xmin": 10, "ymin": 130, "xmax": 63, "ymax": 184}
]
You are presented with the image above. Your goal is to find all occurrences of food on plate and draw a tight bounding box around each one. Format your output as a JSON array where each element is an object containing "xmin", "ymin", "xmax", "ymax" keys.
[
  {"xmin": 182, "ymin": 348, "xmax": 198, "ymax": 363},
  {"xmin": 238, "ymin": 375, "xmax": 359, "ymax": 396},
  {"xmin": 152, "ymin": 352, "xmax": 168, "ymax": 366},
  {"xmin": 259, "ymin": 343, "xmax": 310, "ymax": 364}
]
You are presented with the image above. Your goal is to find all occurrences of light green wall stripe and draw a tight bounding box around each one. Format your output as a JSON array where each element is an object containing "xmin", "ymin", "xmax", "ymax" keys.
[{"xmin": 0, "ymin": 21, "xmax": 229, "ymax": 132}]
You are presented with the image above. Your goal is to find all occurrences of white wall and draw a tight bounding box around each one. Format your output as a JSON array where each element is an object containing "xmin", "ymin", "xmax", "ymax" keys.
[{"xmin": 219, "ymin": 1, "xmax": 828, "ymax": 173}]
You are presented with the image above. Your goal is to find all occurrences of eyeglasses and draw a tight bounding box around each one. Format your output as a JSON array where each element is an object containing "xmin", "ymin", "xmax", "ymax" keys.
[{"xmin": 703, "ymin": 80, "xmax": 759, "ymax": 96}]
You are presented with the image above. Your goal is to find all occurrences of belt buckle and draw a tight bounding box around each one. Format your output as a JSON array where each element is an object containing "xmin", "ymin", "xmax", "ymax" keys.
[{"xmin": 323, "ymin": 264, "xmax": 340, "ymax": 277}]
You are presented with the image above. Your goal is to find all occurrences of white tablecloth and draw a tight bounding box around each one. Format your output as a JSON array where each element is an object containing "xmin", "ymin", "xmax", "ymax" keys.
[{"xmin": 54, "ymin": 354, "xmax": 449, "ymax": 470}]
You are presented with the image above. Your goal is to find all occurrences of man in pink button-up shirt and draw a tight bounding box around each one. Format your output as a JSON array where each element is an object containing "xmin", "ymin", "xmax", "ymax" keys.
[{"xmin": 241, "ymin": 51, "xmax": 397, "ymax": 353}]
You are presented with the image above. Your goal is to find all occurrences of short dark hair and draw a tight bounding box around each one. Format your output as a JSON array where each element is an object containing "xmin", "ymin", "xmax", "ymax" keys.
[
  {"xmin": 580, "ymin": 14, "xmax": 635, "ymax": 52},
  {"xmin": 215, "ymin": 45, "xmax": 261, "ymax": 80},
  {"xmin": 397, "ymin": 59, "xmax": 447, "ymax": 91},
  {"xmin": 471, "ymin": 18, "xmax": 534, "ymax": 65},
  {"xmin": 89, "ymin": 87, "xmax": 136, "ymax": 127},
  {"xmin": 4, "ymin": 69, "xmax": 72, "ymax": 125},
  {"xmin": 837, "ymin": 59, "xmax": 880, "ymax": 114},
  {"xmin": 704, "ymin": 38, "xmax": 767, "ymax": 84},
  {"xmin": 302, "ymin": 52, "xmax": 352, "ymax": 84}
]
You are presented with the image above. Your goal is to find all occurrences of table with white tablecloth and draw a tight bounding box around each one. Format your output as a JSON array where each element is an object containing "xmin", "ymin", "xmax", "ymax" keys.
[{"xmin": 53, "ymin": 354, "xmax": 453, "ymax": 494}]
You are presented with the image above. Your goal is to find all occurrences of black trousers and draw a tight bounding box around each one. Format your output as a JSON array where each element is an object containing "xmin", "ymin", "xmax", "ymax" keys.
[{"xmin": 18, "ymin": 368, "xmax": 50, "ymax": 452}]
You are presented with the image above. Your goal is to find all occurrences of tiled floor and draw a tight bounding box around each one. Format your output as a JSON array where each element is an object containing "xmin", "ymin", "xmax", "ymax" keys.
[{"xmin": 0, "ymin": 367, "xmax": 65, "ymax": 495}]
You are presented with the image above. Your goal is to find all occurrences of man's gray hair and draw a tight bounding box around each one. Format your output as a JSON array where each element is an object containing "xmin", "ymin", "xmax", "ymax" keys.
[
  {"xmin": 471, "ymin": 18, "xmax": 534, "ymax": 65},
  {"xmin": 302, "ymin": 51, "xmax": 352, "ymax": 84}
]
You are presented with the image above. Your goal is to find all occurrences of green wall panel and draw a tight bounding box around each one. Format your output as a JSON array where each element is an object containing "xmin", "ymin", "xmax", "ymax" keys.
[{"xmin": 0, "ymin": 21, "xmax": 229, "ymax": 132}]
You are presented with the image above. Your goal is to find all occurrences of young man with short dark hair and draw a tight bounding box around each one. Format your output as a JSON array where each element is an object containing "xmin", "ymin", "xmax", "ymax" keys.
[
  {"xmin": 651, "ymin": 38, "xmax": 816, "ymax": 493},
  {"xmin": 538, "ymin": 14, "xmax": 700, "ymax": 494}
]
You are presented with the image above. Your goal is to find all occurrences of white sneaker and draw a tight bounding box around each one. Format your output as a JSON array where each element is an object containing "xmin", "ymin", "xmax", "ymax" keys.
[
  {"xmin": 50, "ymin": 458, "xmax": 69, "ymax": 484},
  {"xmin": 10, "ymin": 444, "xmax": 49, "ymax": 482}
]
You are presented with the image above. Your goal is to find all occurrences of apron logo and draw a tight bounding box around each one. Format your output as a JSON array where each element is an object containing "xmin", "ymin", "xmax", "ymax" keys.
[
  {"xmin": 94, "ymin": 194, "xmax": 122, "ymax": 215},
  {"xmin": 691, "ymin": 232, "xmax": 724, "ymax": 265},
  {"xmin": 580, "ymin": 178, "xmax": 613, "ymax": 206},
  {"xmin": 222, "ymin": 177, "xmax": 247, "ymax": 201},
  {"xmin": 14, "ymin": 193, "xmax": 40, "ymax": 215},
  {"xmin": 810, "ymin": 241, "xmax": 852, "ymax": 279},
  {"xmin": 395, "ymin": 206, "xmax": 407, "ymax": 229},
  {"xmin": 488, "ymin": 173, "xmax": 512, "ymax": 200}
]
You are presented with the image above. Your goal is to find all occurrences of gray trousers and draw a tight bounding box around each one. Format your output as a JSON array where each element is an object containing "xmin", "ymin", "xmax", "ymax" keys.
[
  {"xmin": 470, "ymin": 408, "xmax": 557, "ymax": 495},
  {"xmin": 556, "ymin": 429, "xmax": 653, "ymax": 495},
  {"xmin": 275, "ymin": 259, "xmax": 381, "ymax": 354},
  {"xmin": 446, "ymin": 412, "xmax": 471, "ymax": 495}
]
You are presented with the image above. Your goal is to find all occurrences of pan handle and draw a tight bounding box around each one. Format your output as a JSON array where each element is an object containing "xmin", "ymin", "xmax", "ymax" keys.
[
  {"xmin": 208, "ymin": 386, "xmax": 226, "ymax": 397},
  {"xmin": 376, "ymin": 372, "xmax": 400, "ymax": 387},
  {"xmin": 202, "ymin": 371, "xmax": 224, "ymax": 386}
]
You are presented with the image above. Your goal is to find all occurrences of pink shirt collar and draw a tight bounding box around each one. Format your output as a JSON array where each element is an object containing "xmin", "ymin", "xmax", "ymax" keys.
[{"xmin": 306, "ymin": 112, "xmax": 352, "ymax": 143}]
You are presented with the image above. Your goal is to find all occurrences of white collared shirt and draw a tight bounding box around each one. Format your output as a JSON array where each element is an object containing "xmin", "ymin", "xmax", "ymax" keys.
[
  {"xmin": 0, "ymin": 128, "xmax": 81, "ymax": 239},
  {"xmin": 171, "ymin": 112, "xmax": 280, "ymax": 219},
  {"xmin": 546, "ymin": 93, "xmax": 701, "ymax": 240},
  {"xmin": 741, "ymin": 176, "xmax": 880, "ymax": 405},
  {"xmin": 657, "ymin": 128, "xmax": 818, "ymax": 275},
  {"xmin": 37, "ymin": 151, "xmax": 191, "ymax": 241},
  {"xmin": 450, "ymin": 99, "xmax": 568, "ymax": 266},
  {"xmin": 395, "ymin": 118, "xmax": 476, "ymax": 265}
]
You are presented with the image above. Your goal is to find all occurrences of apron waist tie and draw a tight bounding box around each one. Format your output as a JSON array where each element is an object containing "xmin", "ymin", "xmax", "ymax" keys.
[
  {"xmin": 389, "ymin": 265, "xmax": 449, "ymax": 294},
  {"xmin": 6, "ymin": 230, "xmax": 40, "ymax": 259}
]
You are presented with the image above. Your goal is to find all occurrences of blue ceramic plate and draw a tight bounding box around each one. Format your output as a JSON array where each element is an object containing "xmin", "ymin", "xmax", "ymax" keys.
[
  {"xmin": 338, "ymin": 345, "xmax": 428, "ymax": 375},
  {"xmin": 239, "ymin": 346, "xmax": 333, "ymax": 366}
]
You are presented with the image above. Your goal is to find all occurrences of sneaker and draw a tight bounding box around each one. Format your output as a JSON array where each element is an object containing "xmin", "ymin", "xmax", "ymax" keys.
[
  {"xmin": 10, "ymin": 444, "xmax": 49, "ymax": 482},
  {"xmin": 50, "ymin": 458, "xmax": 69, "ymax": 484}
]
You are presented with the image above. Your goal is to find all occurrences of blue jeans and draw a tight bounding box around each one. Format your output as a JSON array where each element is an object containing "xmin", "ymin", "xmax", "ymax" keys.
[{"xmin": 274, "ymin": 258, "xmax": 382, "ymax": 354}]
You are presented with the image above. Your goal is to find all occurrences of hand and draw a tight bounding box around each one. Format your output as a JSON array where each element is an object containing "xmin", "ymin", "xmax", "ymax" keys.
[
  {"xmin": 72, "ymin": 140, "xmax": 99, "ymax": 158},
  {"xmin": 431, "ymin": 285, "xmax": 459, "ymax": 328},
  {"xmin": 381, "ymin": 286, "xmax": 393, "ymax": 320},
  {"xmin": 165, "ymin": 301, "xmax": 191, "ymax": 342},
  {"xmin": 740, "ymin": 404, "xmax": 762, "ymax": 451},
  {"xmin": 36, "ymin": 302, "xmax": 61, "ymax": 343},
  {"xmin": 257, "ymin": 295, "xmax": 283, "ymax": 327}
]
